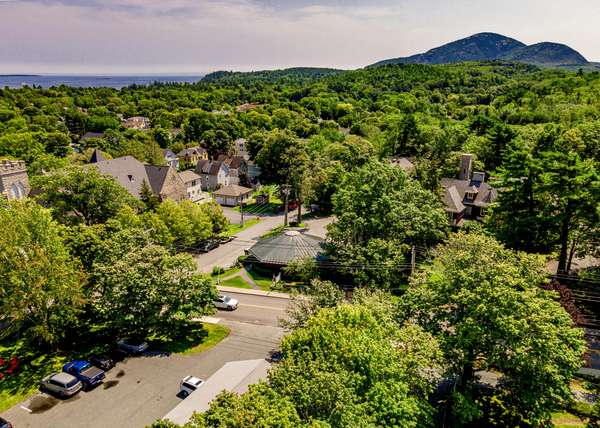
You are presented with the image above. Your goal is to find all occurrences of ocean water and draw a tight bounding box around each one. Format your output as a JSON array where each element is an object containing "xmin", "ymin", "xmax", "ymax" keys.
[{"xmin": 0, "ymin": 75, "xmax": 204, "ymax": 89}]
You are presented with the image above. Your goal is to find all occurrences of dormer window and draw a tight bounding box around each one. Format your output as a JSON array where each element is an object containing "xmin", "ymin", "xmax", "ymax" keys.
[{"xmin": 465, "ymin": 191, "xmax": 475, "ymax": 201}]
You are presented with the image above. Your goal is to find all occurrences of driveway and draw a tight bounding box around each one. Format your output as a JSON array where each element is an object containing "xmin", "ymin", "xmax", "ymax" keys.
[{"xmin": 1, "ymin": 292, "xmax": 288, "ymax": 428}]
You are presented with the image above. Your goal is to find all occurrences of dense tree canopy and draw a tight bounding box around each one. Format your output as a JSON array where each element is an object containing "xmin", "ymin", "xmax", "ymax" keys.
[
  {"xmin": 400, "ymin": 232, "xmax": 586, "ymax": 426},
  {"xmin": 326, "ymin": 160, "xmax": 448, "ymax": 288},
  {"xmin": 0, "ymin": 201, "xmax": 85, "ymax": 348}
]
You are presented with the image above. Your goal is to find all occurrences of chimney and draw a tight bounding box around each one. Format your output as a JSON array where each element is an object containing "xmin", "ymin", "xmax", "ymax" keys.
[
  {"xmin": 459, "ymin": 154, "xmax": 473, "ymax": 181},
  {"xmin": 472, "ymin": 172, "xmax": 486, "ymax": 186}
]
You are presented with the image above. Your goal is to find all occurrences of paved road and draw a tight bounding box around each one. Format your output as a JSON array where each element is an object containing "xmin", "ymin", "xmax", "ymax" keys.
[
  {"xmin": 1, "ymin": 293, "xmax": 288, "ymax": 428},
  {"xmin": 216, "ymin": 291, "xmax": 289, "ymax": 327}
]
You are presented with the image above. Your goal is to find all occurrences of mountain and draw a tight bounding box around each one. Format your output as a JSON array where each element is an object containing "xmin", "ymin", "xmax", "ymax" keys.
[
  {"xmin": 502, "ymin": 42, "xmax": 588, "ymax": 66},
  {"xmin": 370, "ymin": 33, "xmax": 590, "ymax": 68},
  {"xmin": 373, "ymin": 33, "xmax": 525, "ymax": 67}
]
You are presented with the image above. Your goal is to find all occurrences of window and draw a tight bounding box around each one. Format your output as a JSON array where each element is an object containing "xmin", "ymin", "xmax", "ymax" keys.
[
  {"xmin": 465, "ymin": 192, "xmax": 475, "ymax": 201},
  {"xmin": 127, "ymin": 175, "xmax": 135, "ymax": 182}
]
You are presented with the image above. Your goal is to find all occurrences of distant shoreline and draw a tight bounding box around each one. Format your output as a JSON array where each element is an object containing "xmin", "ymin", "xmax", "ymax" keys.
[{"xmin": 0, "ymin": 74, "xmax": 205, "ymax": 89}]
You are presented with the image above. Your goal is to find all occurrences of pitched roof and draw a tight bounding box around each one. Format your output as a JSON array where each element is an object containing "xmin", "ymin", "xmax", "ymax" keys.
[
  {"xmin": 441, "ymin": 177, "xmax": 498, "ymax": 210},
  {"xmin": 196, "ymin": 159, "xmax": 211, "ymax": 174},
  {"xmin": 248, "ymin": 230, "xmax": 324, "ymax": 265},
  {"xmin": 91, "ymin": 156, "xmax": 149, "ymax": 197},
  {"xmin": 178, "ymin": 170, "xmax": 202, "ymax": 184},
  {"xmin": 217, "ymin": 155, "xmax": 245, "ymax": 170},
  {"xmin": 391, "ymin": 157, "xmax": 415, "ymax": 173},
  {"xmin": 144, "ymin": 165, "xmax": 171, "ymax": 194},
  {"xmin": 209, "ymin": 161, "xmax": 226, "ymax": 176},
  {"xmin": 178, "ymin": 147, "xmax": 207, "ymax": 157},
  {"xmin": 90, "ymin": 148, "xmax": 107, "ymax": 163},
  {"xmin": 443, "ymin": 185, "xmax": 466, "ymax": 213},
  {"xmin": 212, "ymin": 184, "xmax": 253, "ymax": 198}
]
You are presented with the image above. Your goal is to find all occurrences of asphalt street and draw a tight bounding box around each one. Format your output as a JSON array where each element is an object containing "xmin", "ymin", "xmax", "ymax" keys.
[{"xmin": 1, "ymin": 292, "xmax": 289, "ymax": 428}]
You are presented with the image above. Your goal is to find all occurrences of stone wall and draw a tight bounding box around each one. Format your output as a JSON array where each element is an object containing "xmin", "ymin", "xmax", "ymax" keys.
[{"xmin": 0, "ymin": 160, "xmax": 30, "ymax": 200}]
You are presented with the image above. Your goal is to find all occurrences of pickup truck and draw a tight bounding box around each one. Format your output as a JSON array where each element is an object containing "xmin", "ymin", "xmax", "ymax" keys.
[{"xmin": 62, "ymin": 360, "xmax": 105, "ymax": 389}]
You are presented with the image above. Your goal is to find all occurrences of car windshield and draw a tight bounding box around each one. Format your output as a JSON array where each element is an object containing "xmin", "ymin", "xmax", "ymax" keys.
[
  {"xmin": 222, "ymin": 296, "xmax": 231, "ymax": 303},
  {"xmin": 66, "ymin": 378, "xmax": 79, "ymax": 388},
  {"xmin": 183, "ymin": 382, "xmax": 197, "ymax": 390},
  {"xmin": 80, "ymin": 363, "xmax": 91, "ymax": 371}
]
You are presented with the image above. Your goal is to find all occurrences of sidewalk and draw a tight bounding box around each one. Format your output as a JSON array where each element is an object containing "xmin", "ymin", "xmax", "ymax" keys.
[{"xmin": 217, "ymin": 285, "xmax": 290, "ymax": 300}]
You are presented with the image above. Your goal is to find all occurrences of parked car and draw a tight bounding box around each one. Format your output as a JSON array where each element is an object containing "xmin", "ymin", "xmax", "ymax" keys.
[
  {"xmin": 179, "ymin": 376, "xmax": 204, "ymax": 398},
  {"xmin": 90, "ymin": 354, "xmax": 115, "ymax": 372},
  {"xmin": 213, "ymin": 295, "xmax": 239, "ymax": 311},
  {"xmin": 63, "ymin": 360, "xmax": 105, "ymax": 389},
  {"xmin": 198, "ymin": 239, "xmax": 220, "ymax": 253},
  {"xmin": 219, "ymin": 236, "xmax": 235, "ymax": 244},
  {"xmin": 0, "ymin": 417, "xmax": 12, "ymax": 428},
  {"xmin": 117, "ymin": 337, "xmax": 149, "ymax": 354},
  {"xmin": 40, "ymin": 372, "xmax": 82, "ymax": 397}
]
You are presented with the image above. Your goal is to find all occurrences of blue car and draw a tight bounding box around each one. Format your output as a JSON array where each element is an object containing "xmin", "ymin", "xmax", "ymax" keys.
[{"xmin": 62, "ymin": 360, "xmax": 105, "ymax": 389}]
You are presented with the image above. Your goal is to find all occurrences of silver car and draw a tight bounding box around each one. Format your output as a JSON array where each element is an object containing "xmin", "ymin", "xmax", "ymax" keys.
[
  {"xmin": 40, "ymin": 372, "xmax": 82, "ymax": 397},
  {"xmin": 213, "ymin": 295, "xmax": 238, "ymax": 310}
]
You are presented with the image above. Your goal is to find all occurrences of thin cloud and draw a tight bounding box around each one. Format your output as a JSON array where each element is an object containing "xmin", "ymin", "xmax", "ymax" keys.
[{"xmin": 0, "ymin": 0, "xmax": 599, "ymax": 74}]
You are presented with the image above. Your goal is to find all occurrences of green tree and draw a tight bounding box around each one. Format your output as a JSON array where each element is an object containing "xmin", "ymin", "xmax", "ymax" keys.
[
  {"xmin": 198, "ymin": 201, "xmax": 228, "ymax": 235},
  {"xmin": 280, "ymin": 279, "xmax": 344, "ymax": 330},
  {"xmin": 400, "ymin": 232, "xmax": 586, "ymax": 425},
  {"xmin": 271, "ymin": 304, "xmax": 441, "ymax": 427},
  {"xmin": 0, "ymin": 201, "xmax": 85, "ymax": 348},
  {"xmin": 33, "ymin": 166, "xmax": 137, "ymax": 225},
  {"xmin": 91, "ymin": 230, "xmax": 217, "ymax": 337},
  {"xmin": 187, "ymin": 383, "xmax": 302, "ymax": 428},
  {"xmin": 327, "ymin": 160, "xmax": 447, "ymax": 288}
]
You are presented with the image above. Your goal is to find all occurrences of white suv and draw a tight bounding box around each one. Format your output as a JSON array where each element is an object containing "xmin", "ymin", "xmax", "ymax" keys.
[{"xmin": 40, "ymin": 372, "xmax": 82, "ymax": 397}]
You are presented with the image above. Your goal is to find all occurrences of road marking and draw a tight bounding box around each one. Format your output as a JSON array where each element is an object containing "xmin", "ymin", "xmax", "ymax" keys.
[
  {"xmin": 240, "ymin": 304, "xmax": 286, "ymax": 311},
  {"xmin": 196, "ymin": 316, "xmax": 221, "ymax": 324},
  {"xmin": 20, "ymin": 405, "xmax": 32, "ymax": 413}
]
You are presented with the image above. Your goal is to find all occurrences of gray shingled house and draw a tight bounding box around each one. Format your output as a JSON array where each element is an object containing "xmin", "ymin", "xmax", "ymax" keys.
[
  {"xmin": 91, "ymin": 155, "xmax": 186, "ymax": 202},
  {"xmin": 441, "ymin": 154, "xmax": 498, "ymax": 227}
]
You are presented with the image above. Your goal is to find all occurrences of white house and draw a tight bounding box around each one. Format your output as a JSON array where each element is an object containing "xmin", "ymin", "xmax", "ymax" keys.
[{"xmin": 178, "ymin": 170, "xmax": 207, "ymax": 203}]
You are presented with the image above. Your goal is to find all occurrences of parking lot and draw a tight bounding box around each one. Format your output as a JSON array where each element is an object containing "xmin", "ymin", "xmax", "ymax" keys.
[{"xmin": 1, "ymin": 292, "xmax": 287, "ymax": 428}]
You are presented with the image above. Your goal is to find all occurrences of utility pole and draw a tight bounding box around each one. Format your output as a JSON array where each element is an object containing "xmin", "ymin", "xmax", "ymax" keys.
[
  {"xmin": 282, "ymin": 186, "xmax": 291, "ymax": 227},
  {"xmin": 410, "ymin": 246, "xmax": 416, "ymax": 275},
  {"xmin": 240, "ymin": 199, "xmax": 244, "ymax": 227}
]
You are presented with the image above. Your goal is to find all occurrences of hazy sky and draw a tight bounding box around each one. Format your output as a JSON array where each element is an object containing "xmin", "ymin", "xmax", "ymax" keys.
[{"xmin": 1, "ymin": 0, "xmax": 599, "ymax": 74}]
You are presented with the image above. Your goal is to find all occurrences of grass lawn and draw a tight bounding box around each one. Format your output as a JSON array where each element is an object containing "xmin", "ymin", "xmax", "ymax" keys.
[
  {"xmin": 151, "ymin": 323, "xmax": 231, "ymax": 355},
  {"xmin": 0, "ymin": 340, "xmax": 68, "ymax": 413},
  {"xmin": 234, "ymin": 201, "xmax": 282, "ymax": 215},
  {"xmin": 246, "ymin": 269, "xmax": 274, "ymax": 291},
  {"xmin": 219, "ymin": 275, "xmax": 253, "ymax": 289},
  {"xmin": 212, "ymin": 265, "xmax": 242, "ymax": 279},
  {"xmin": 260, "ymin": 225, "xmax": 285, "ymax": 240},
  {"xmin": 552, "ymin": 411, "xmax": 586, "ymax": 427},
  {"xmin": 221, "ymin": 218, "xmax": 260, "ymax": 237}
]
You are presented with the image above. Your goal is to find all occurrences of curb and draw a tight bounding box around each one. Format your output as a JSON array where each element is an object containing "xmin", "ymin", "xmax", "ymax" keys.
[{"xmin": 217, "ymin": 285, "xmax": 291, "ymax": 300}]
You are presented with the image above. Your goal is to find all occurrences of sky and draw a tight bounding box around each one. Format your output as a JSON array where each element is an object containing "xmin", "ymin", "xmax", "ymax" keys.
[{"xmin": 0, "ymin": 0, "xmax": 599, "ymax": 74}]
